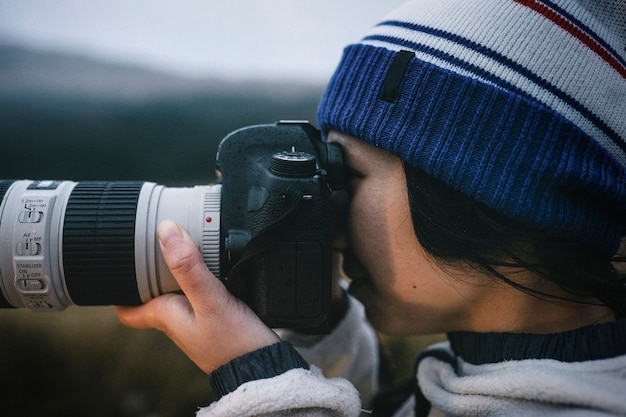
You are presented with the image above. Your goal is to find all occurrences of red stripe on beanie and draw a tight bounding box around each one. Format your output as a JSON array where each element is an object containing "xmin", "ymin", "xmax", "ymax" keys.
[{"xmin": 513, "ymin": 0, "xmax": 626, "ymax": 77}]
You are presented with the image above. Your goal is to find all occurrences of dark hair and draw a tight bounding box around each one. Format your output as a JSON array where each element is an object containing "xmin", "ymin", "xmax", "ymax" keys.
[{"xmin": 403, "ymin": 163, "xmax": 626, "ymax": 319}]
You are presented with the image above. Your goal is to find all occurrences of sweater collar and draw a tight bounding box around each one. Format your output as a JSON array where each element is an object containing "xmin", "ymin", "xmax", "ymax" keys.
[{"xmin": 447, "ymin": 318, "xmax": 626, "ymax": 365}]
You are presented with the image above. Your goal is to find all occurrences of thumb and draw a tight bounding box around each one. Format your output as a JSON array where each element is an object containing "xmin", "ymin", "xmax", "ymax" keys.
[{"xmin": 157, "ymin": 220, "xmax": 231, "ymax": 312}]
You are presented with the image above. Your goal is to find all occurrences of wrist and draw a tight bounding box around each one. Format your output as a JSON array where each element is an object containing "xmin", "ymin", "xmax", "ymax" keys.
[{"xmin": 209, "ymin": 341, "xmax": 309, "ymax": 400}]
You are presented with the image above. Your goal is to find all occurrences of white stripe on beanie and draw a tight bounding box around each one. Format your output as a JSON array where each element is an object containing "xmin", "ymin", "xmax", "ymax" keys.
[{"xmin": 360, "ymin": 0, "xmax": 626, "ymax": 165}]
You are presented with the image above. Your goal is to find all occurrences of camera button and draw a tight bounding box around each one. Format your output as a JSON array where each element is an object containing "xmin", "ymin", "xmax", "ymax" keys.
[
  {"xmin": 18, "ymin": 210, "xmax": 43, "ymax": 223},
  {"xmin": 16, "ymin": 242, "xmax": 42, "ymax": 256},
  {"xmin": 18, "ymin": 279, "xmax": 45, "ymax": 292}
]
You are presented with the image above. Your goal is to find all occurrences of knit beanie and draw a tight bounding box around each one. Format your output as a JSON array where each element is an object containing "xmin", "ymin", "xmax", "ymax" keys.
[{"xmin": 317, "ymin": 0, "xmax": 626, "ymax": 254}]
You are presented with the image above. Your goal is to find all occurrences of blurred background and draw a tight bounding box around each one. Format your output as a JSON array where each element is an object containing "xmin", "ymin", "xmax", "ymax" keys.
[{"xmin": 0, "ymin": 1, "xmax": 443, "ymax": 416}]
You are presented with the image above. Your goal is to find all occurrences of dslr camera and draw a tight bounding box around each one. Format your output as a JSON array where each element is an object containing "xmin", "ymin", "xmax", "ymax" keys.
[{"xmin": 0, "ymin": 121, "xmax": 344, "ymax": 330}]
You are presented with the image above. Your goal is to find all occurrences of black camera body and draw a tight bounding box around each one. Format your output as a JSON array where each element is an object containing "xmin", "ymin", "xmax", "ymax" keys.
[
  {"xmin": 217, "ymin": 121, "xmax": 344, "ymax": 328},
  {"xmin": 0, "ymin": 121, "xmax": 343, "ymax": 330}
]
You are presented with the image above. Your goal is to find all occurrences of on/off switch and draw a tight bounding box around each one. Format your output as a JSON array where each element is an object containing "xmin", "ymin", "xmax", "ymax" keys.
[
  {"xmin": 19, "ymin": 211, "xmax": 43, "ymax": 223},
  {"xmin": 18, "ymin": 279, "xmax": 45, "ymax": 291}
]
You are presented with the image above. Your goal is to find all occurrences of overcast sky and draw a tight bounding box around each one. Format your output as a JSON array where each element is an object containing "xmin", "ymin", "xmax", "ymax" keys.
[{"xmin": 0, "ymin": 0, "xmax": 406, "ymax": 82}]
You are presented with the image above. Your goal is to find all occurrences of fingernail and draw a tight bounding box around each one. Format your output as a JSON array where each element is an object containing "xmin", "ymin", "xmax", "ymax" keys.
[{"xmin": 157, "ymin": 220, "xmax": 184, "ymax": 248}]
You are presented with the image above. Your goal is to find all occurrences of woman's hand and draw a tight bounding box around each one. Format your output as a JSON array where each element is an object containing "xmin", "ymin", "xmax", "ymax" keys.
[{"xmin": 115, "ymin": 220, "xmax": 280, "ymax": 374}]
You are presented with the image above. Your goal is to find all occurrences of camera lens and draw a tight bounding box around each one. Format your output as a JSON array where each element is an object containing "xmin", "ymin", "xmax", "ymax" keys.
[{"xmin": 0, "ymin": 180, "xmax": 221, "ymax": 310}]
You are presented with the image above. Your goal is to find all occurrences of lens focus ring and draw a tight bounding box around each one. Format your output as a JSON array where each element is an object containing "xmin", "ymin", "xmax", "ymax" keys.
[{"xmin": 62, "ymin": 181, "xmax": 143, "ymax": 306}]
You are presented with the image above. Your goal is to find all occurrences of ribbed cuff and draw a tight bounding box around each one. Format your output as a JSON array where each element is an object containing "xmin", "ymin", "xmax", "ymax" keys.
[{"xmin": 209, "ymin": 341, "xmax": 310, "ymax": 400}]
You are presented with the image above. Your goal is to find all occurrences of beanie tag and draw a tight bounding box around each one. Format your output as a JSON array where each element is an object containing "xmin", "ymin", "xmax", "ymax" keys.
[{"xmin": 381, "ymin": 50, "xmax": 414, "ymax": 103}]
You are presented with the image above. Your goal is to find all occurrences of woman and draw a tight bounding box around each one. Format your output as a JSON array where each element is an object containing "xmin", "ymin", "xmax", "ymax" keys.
[{"xmin": 116, "ymin": 0, "xmax": 626, "ymax": 415}]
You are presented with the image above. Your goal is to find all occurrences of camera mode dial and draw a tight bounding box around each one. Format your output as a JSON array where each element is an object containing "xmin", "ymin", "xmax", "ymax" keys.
[{"xmin": 270, "ymin": 149, "xmax": 317, "ymax": 178}]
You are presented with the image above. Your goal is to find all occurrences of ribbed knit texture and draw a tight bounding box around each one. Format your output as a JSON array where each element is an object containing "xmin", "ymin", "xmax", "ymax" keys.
[
  {"xmin": 448, "ymin": 317, "xmax": 626, "ymax": 364},
  {"xmin": 209, "ymin": 341, "xmax": 309, "ymax": 400},
  {"xmin": 318, "ymin": 0, "xmax": 626, "ymax": 254}
]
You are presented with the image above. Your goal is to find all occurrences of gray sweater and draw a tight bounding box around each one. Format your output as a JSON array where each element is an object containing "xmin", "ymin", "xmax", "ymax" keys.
[{"xmin": 199, "ymin": 297, "xmax": 626, "ymax": 416}]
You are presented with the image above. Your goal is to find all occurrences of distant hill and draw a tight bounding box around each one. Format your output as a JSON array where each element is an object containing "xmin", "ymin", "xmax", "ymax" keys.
[
  {"xmin": 0, "ymin": 43, "xmax": 209, "ymax": 100},
  {"xmin": 0, "ymin": 43, "xmax": 324, "ymax": 184}
]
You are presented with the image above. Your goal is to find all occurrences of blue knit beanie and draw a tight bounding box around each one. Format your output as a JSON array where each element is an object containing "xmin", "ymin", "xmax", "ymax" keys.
[{"xmin": 318, "ymin": 0, "xmax": 626, "ymax": 254}]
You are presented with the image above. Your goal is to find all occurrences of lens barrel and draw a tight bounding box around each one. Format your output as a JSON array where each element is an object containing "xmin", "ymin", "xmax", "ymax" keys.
[
  {"xmin": 0, "ymin": 180, "xmax": 17, "ymax": 308},
  {"xmin": 0, "ymin": 180, "xmax": 221, "ymax": 310}
]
